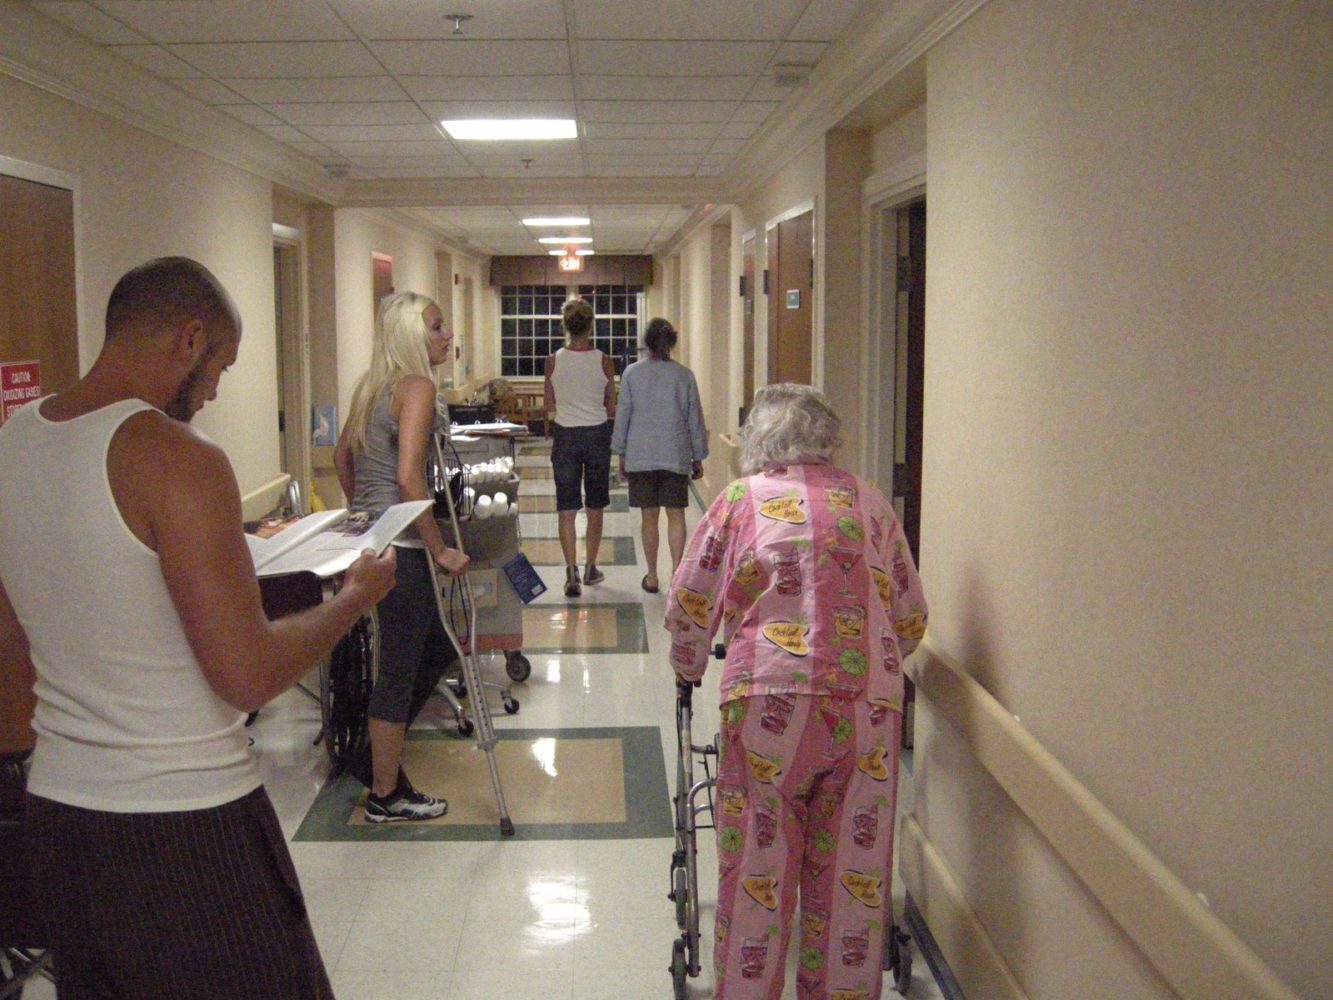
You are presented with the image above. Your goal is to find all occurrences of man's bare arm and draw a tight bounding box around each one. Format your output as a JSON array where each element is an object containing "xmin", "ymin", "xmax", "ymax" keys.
[
  {"xmin": 136, "ymin": 419, "xmax": 396, "ymax": 712},
  {"xmin": 0, "ymin": 575, "xmax": 37, "ymax": 753}
]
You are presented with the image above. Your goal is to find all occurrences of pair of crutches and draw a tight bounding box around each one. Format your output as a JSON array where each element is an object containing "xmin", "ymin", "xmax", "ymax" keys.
[{"xmin": 426, "ymin": 433, "xmax": 514, "ymax": 836}]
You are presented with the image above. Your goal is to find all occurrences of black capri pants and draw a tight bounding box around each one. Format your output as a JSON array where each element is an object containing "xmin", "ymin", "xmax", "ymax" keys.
[
  {"xmin": 551, "ymin": 421, "xmax": 613, "ymax": 512},
  {"xmin": 368, "ymin": 546, "xmax": 459, "ymax": 725}
]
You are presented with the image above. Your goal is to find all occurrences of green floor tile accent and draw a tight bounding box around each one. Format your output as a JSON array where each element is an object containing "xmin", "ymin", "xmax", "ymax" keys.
[
  {"xmin": 521, "ymin": 602, "xmax": 649, "ymax": 654},
  {"xmin": 523, "ymin": 535, "xmax": 637, "ymax": 566},
  {"xmin": 293, "ymin": 727, "xmax": 671, "ymax": 842}
]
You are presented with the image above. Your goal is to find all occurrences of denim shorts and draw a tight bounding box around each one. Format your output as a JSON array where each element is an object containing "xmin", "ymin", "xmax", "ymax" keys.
[{"xmin": 551, "ymin": 421, "xmax": 612, "ymax": 512}]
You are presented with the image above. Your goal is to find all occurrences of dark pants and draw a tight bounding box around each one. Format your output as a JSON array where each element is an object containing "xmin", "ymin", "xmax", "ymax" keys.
[
  {"xmin": 368, "ymin": 546, "xmax": 458, "ymax": 725},
  {"xmin": 25, "ymin": 786, "xmax": 333, "ymax": 1000}
]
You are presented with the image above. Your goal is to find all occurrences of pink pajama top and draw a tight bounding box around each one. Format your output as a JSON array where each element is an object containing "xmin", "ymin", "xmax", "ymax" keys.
[{"xmin": 665, "ymin": 463, "xmax": 927, "ymax": 712}]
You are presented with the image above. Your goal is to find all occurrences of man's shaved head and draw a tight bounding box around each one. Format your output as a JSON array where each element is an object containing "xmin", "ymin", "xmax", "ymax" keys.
[{"xmin": 105, "ymin": 257, "xmax": 239, "ymax": 349}]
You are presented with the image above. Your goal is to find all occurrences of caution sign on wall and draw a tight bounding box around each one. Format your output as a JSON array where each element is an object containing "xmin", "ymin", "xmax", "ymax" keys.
[{"xmin": 0, "ymin": 361, "xmax": 42, "ymax": 425}]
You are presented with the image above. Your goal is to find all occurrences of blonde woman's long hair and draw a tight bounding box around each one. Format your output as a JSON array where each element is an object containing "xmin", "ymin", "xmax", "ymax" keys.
[{"xmin": 343, "ymin": 291, "xmax": 441, "ymax": 454}]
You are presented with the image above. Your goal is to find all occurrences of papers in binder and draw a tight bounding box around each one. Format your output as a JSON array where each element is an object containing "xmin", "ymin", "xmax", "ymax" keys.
[{"xmin": 246, "ymin": 500, "xmax": 432, "ymax": 578}]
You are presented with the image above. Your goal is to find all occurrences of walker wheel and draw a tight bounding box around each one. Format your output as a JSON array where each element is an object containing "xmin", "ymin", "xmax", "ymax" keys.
[
  {"xmin": 457, "ymin": 717, "xmax": 475, "ymax": 737},
  {"xmin": 505, "ymin": 650, "xmax": 532, "ymax": 682},
  {"xmin": 502, "ymin": 694, "xmax": 521, "ymax": 714},
  {"xmin": 670, "ymin": 938, "xmax": 688, "ymax": 999}
]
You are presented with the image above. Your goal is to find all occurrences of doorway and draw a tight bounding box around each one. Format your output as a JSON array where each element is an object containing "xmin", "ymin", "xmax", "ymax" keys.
[
  {"xmin": 741, "ymin": 232, "xmax": 756, "ymax": 424},
  {"xmin": 371, "ymin": 253, "xmax": 394, "ymax": 320},
  {"xmin": 273, "ymin": 239, "xmax": 309, "ymax": 508},
  {"xmin": 766, "ymin": 207, "xmax": 814, "ymax": 386}
]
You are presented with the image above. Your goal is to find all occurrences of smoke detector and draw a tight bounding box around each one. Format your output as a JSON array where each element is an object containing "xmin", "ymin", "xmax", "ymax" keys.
[{"xmin": 773, "ymin": 63, "xmax": 813, "ymax": 87}]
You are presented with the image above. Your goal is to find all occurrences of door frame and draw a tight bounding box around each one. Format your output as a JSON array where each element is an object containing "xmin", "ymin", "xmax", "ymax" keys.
[
  {"xmin": 860, "ymin": 156, "xmax": 925, "ymax": 485},
  {"xmin": 0, "ymin": 155, "xmax": 86, "ymax": 370},
  {"xmin": 272, "ymin": 223, "xmax": 311, "ymax": 508},
  {"xmin": 763, "ymin": 198, "xmax": 817, "ymax": 387}
]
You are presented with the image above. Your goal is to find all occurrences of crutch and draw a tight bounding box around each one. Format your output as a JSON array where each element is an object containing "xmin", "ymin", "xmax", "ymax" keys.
[{"xmin": 427, "ymin": 432, "xmax": 515, "ymax": 837}]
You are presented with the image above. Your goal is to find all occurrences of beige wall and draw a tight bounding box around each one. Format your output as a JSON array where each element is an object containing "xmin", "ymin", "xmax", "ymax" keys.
[
  {"xmin": 0, "ymin": 73, "xmax": 281, "ymax": 496},
  {"xmin": 331, "ymin": 209, "xmax": 442, "ymax": 418},
  {"xmin": 872, "ymin": 103, "xmax": 926, "ymax": 173},
  {"xmin": 917, "ymin": 1, "xmax": 1331, "ymax": 996}
]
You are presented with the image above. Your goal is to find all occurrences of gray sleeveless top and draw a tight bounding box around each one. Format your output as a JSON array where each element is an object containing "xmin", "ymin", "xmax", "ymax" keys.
[{"xmin": 349, "ymin": 383, "xmax": 444, "ymax": 544}]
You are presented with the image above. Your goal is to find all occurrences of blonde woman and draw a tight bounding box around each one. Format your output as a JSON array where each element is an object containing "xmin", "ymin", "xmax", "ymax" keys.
[{"xmin": 334, "ymin": 292, "xmax": 469, "ymax": 822}]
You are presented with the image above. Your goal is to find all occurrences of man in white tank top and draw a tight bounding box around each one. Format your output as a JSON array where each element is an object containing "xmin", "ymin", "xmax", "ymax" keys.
[{"xmin": 0, "ymin": 258, "xmax": 397, "ymax": 998}]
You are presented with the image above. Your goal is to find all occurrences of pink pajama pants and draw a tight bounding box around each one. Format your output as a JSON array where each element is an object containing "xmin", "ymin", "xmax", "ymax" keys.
[{"xmin": 713, "ymin": 695, "xmax": 902, "ymax": 1000}]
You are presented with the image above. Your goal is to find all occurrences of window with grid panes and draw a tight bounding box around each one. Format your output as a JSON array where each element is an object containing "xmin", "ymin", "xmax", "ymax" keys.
[{"xmin": 498, "ymin": 284, "xmax": 644, "ymax": 378}]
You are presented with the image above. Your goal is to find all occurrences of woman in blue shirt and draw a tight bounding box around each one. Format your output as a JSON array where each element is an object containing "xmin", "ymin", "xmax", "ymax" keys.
[{"xmin": 611, "ymin": 318, "xmax": 709, "ymax": 593}]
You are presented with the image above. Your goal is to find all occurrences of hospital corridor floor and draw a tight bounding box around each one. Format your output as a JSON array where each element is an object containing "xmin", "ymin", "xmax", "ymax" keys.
[{"xmin": 23, "ymin": 439, "xmax": 950, "ymax": 1000}]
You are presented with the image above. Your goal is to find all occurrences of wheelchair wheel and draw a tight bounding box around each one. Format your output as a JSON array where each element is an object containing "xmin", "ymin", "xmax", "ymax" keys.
[{"xmin": 321, "ymin": 612, "xmax": 377, "ymax": 769}]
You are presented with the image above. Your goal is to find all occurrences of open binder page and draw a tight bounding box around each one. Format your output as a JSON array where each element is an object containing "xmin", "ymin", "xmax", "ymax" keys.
[
  {"xmin": 254, "ymin": 500, "xmax": 432, "ymax": 579},
  {"xmin": 246, "ymin": 509, "xmax": 348, "ymax": 570}
]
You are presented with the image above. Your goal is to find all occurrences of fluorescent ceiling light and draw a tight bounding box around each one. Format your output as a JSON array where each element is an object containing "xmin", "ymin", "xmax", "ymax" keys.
[
  {"xmin": 538, "ymin": 236, "xmax": 593, "ymax": 244},
  {"xmin": 441, "ymin": 119, "xmax": 576, "ymax": 141},
  {"xmin": 575, "ymin": 249, "xmax": 595, "ymax": 256},
  {"xmin": 524, "ymin": 216, "xmax": 590, "ymax": 227},
  {"xmin": 548, "ymin": 248, "xmax": 596, "ymax": 256}
]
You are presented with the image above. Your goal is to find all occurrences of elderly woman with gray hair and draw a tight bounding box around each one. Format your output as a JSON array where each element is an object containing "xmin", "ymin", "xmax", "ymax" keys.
[{"xmin": 664, "ymin": 383, "xmax": 927, "ymax": 1000}]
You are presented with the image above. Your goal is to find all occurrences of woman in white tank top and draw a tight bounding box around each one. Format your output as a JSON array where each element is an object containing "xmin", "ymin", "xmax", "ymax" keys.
[{"xmin": 543, "ymin": 298, "xmax": 616, "ymax": 597}]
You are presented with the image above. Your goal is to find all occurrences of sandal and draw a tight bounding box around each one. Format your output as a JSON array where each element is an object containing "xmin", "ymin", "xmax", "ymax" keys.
[{"xmin": 641, "ymin": 574, "xmax": 660, "ymax": 594}]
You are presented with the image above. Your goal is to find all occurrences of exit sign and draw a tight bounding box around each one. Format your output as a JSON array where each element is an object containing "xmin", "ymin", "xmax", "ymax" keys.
[{"xmin": 557, "ymin": 254, "xmax": 584, "ymax": 272}]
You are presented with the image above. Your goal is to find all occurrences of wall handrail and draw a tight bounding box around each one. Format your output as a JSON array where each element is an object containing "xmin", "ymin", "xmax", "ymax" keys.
[{"xmin": 909, "ymin": 640, "xmax": 1300, "ymax": 1000}]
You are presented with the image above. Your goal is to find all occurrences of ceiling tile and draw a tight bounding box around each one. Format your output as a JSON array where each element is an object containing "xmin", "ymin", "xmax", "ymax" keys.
[
  {"xmin": 107, "ymin": 44, "xmax": 201, "ymax": 79},
  {"xmin": 299, "ymin": 124, "xmax": 446, "ymax": 143},
  {"xmin": 577, "ymin": 75, "xmax": 752, "ymax": 102},
  {"xmin": 588, "ymin": 161, "xmax": 698, "ymax": 177},
  {"xmin": 94, "ymin": 0, "xmax": 355, "ymax": 43},
  {"xmin": 419, "ymin": 100, "xmax": 578, "ymax": 121},
  {"xmin": 31, "ymin": 1, "xmax": 145, "ymax": 44},
  {"xmin": 362, "ymin": 164, "xmax": 483, "ymax": 179},
  {"xmin": 581, "ymin": 101, "xmax": 739, "ymax": 124},
  {"xmin": 369, "ymin": 39, "xmax": 571, "ymax": 76},
  {"xmin": 164, "ymin": 41, "xmax": 384, "ymax": 78},
  {"xmin": 216, "ymin": 104, "xmax": 285, "ymax": 127},
  {"xmin": 220, "ymin": 77, "xmax": 412, "ymax": 103},
  {"xmin": 576, "ymin": 40, "xmax": 772, "ymax": 76},
  {"xmin": 329, "ymin": 0, "xmax": 569, "ymax": 41},
  {"xmin": 583, "ymin": 138, "xmax": 712, "ymax": 157},
  {"xmin": 451, "ymin": 139, "xmax": 582, "ymax": 159},
  {"xmin": 268, "ymin": 102, "xmax": 430, "ymax": 126},
  {"xmin": 324, "ymin": 139, "xmax": 457, "ymax": 157},
  {"xmin": 256, "ymin": 123, "xmax": 315, "ymax": 143},
  {"xmin": 583, "ymin": 121, "xmax": 722, "ymax": 140},
  {"xmin": 400, "ymin": 75, "xmax": 575, "ymax": 102},
  {"xmin": 773, "ymin": 41, "xmax": 829, "ymax": 65},
  {"xmin": 730, "ymin": 101, "xmax": 780, "ymax": 122},
  {"xmin": 171, "ymin": 77, "xmax": 250, "ymax": 105},
  {"xmin": 790, "ymin": 0, "xmax": 872, "ymax": 41},
  {"xmin": 719, "ymin": 120, "xmax": 760, "ymax": 139},
  {"xmin": 570, "ymin": 0, "xmax": 807, "ymax": 42}
]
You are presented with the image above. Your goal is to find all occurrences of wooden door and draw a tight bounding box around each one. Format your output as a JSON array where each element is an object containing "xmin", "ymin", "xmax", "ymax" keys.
[
  {"xmin": 766, "ymin": 209, "xmax": 814, "ymax": 385},
  {"xmin": 372, "ymin": 253, "xmax": 394, "ymax": 321},
  {"xmin": 0, "ymin": 171, "xmax": 78, "ymax": 752},
  {"xmin": 0, "ymin": 174, "xmax": 78, "ymax": 407}
]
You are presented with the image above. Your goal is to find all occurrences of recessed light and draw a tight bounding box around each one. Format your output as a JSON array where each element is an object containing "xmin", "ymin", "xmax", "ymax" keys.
[
  {"xmin": 441, "ymin": 119, "xmax": 577, "ymax": 141},
  {"xmin": 538, "ymin": 236, "xmax": 593, "ymax": 244},
  {"xmin": 523, "ymin": 216, "xmax": 591, "ymax": 227}
]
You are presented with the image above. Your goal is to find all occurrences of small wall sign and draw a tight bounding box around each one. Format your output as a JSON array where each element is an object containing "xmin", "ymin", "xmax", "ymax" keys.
[
  {"xmin": 0, "ymin": 360, "xmax": 42, "ymax": 424},
  {"xmin": 786, "ymin": 289, "xmax": 801, "ymax": 309}
]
